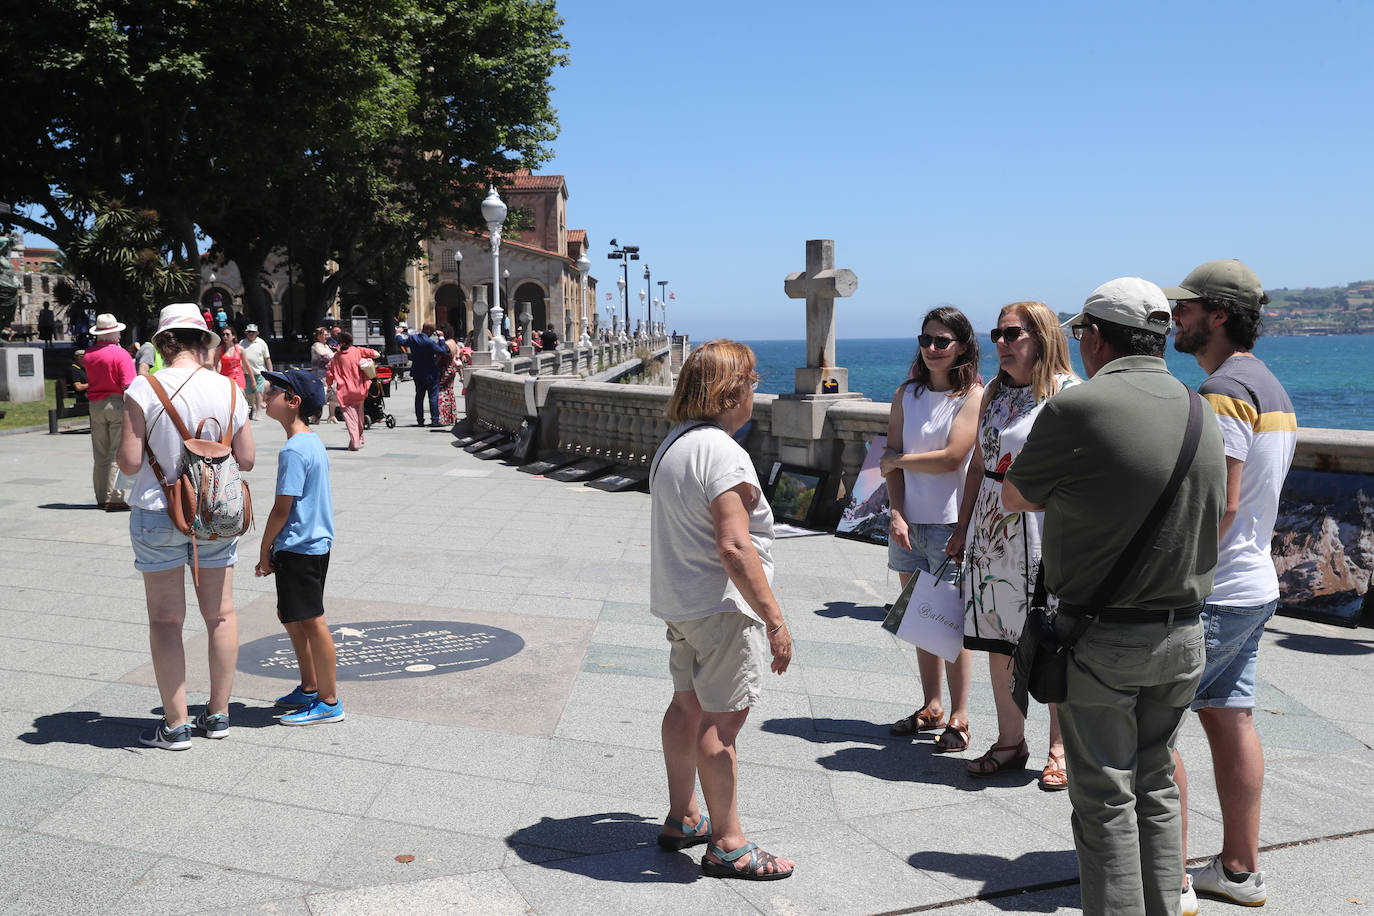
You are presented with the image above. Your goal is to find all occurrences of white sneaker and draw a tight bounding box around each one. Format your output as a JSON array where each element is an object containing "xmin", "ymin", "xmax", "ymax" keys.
[
  {"xmin": 1181, "ymin": 874, "xmax": 1199, "ymax": 916},
  {"xmin": 1189, "ymin": 856, "xmax": 1267, "ymax": 906}
]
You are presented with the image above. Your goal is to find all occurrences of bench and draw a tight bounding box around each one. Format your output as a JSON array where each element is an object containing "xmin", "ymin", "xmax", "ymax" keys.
[{"xmin": 48, "ymin": 378, "xmax": 90, "ymax": 433}]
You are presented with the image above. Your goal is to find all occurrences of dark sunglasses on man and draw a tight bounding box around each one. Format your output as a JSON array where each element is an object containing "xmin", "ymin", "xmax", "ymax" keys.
[
  {"xmin": 917, "ymin": 334, "xmax": 956, "ymax": 350},
  {"xmin": 989, "ymin": 326, "xmax": 1029, "ymax": 343}
]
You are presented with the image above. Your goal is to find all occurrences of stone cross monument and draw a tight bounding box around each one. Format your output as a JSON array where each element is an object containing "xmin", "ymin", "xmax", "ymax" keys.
[
  {"xmin": 469, "ymin": 290, "xmax": 492, "ymax": 366},
  {"xmin": 784, "ymin": 239, "xmax": 857, "ymax": 395},
  {"xmin": 518, "ymin": 303, "xmax": 534, "ymax": 357}
]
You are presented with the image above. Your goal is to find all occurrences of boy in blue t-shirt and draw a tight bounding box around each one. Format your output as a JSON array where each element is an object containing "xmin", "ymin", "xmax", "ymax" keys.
[{"xmin": 255, "ymin": 369, "xmax": 343, "ymax": 725}]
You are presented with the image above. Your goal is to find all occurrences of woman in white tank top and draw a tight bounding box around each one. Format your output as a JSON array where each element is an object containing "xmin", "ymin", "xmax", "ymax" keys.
[{"xmin": 880, "ymin": 307, "xmax": 983, "ymax": 754}]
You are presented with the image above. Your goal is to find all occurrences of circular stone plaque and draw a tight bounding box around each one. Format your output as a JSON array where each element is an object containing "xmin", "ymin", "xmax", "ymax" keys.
[{"xmin": 239, "ymin": 620, "xmax": 524, "ymax": 681}]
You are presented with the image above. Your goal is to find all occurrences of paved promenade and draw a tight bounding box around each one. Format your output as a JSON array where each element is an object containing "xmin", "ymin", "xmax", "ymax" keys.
[{"xmin": 2, "ymin": 405, "xmax": 1373, "ymax": 915}]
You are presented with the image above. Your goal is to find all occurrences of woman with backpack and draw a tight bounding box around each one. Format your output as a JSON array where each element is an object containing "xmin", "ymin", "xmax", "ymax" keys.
[
  {"xmin": 117, "ymin": 303, "xmax": 256, "ymax": 750},
  {"xmin": 325, "ymin": 329, "xmax": 380, "ymax": 450}
]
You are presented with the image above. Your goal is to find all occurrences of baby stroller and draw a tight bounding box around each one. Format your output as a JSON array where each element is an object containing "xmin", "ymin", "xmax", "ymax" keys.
[{"xmin": 363, "ymin": 365, "xmax": 396, "ymax": 429}]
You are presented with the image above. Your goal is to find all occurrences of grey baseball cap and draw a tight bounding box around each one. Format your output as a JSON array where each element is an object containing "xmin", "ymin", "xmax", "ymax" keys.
[
  {"xmin": 1064, "ymin": 277, "xmax": 1173, "ymax": 335},
  {"xmin": 1161, "ymin": 259, "xmax": 1265, "ymax": 312}
]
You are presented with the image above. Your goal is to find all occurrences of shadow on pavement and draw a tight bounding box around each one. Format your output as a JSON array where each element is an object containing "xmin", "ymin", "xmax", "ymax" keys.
[
  {"xmin": 505, "ymin": 812, "xmax": 704, "ymax": 883},
  {"xmin": 907, "ymin": 849, "xmax": 1080, "ymax": 913},
  {"xmin": 19, "ymin": 710, "xmax": 145, "ymax": 751},
  {"xmin": 1266, "ymin": 626, "xmax": 1374, "ymax": 656},
  {"xmin": 762, "ymin": 716, "xmax": 1038, "ymax": 790},
  {"xmin": 37, "ymin": 503, "xmax": 102, "ymax": 510},
  {"xmin": 814, "ymin": 600, "xmax": 886, "ymax": 622}
]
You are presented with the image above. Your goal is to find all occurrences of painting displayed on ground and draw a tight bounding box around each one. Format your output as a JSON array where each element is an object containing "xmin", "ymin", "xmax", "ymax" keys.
[
  {"xmin": 765, "ymin": 463, "xmax": 827, "ymax": 528},
  {"xmin": 1274, "ymin": 469, "xmax": 1374, "ymax": 625},
  {"xmin": 837, "ymin": 434, "xmax": 890, "ymax": 545}
]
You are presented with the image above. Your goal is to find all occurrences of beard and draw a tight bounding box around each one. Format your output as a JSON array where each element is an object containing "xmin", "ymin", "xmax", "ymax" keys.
[{"xmin": 1173, "ymin": 322, "xmax": 1208, "ymax": 354}]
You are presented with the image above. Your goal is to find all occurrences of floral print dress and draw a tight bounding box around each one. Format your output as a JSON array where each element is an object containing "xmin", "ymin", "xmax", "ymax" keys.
[{"xmin": 963, "ymin": 373, "xmax": 1078, "ymax": 654}]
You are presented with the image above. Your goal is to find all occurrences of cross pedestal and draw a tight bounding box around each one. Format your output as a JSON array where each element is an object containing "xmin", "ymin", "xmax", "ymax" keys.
[
  {"xmin": 469, "ymin": 294, "xmax": 493, "ymax": 367},
  {"xmin": 773, "ymin": 239, "xmax": 864, "ymax": 470},
  {"xmin": 518, "ymin": 304, "xmax": 534, "ymax": 358}
]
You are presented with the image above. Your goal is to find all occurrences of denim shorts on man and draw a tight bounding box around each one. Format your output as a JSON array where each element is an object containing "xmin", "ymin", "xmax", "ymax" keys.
[
  {"xmin": 1191, "ymin": 598, "xmax": 1279, "ymax": 710},
  {"xmin": 130, "ymin": 506, "xmax": 238, "ymax": 572},
  {"xmin": 888, "ymin": 522, "xmax": 958, "ymax": 580}
]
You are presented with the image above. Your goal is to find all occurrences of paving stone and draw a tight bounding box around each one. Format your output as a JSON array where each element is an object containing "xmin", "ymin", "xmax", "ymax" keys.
[
  {"xmin": 318, "ymin": 817, "xmax": 511, "ymax": 888},
  {"xmin": 306, "ymin": 871, "xmax": 531, "ymax": 916},
  {"xmin": 0, "ymin": 832, "xmax": 157, "ymax": 915},
  {"xmin": 35, "ymin": 775, "xmax": 212, "ymax": 854},
  {"xmin": 366, "ymin": 767, "xmax": 531, "ymax": 839},
  {"xmin": 0, "ymin": 758, "xmax": 96, "ymax": 828}
]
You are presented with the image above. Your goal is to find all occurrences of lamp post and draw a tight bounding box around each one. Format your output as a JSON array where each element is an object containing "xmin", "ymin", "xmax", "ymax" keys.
[
  {"xmin": 481, "ymin": 184, "xmax": 507, "ymax": 322},
  {"xmin": 616, "ymin": 274, "xmax": 626, "ymax": 338},
  {"xmin": 642, "ymin": 264, "xmax": 652, "ymax": 333},
  {"xmin": 606, "ymin": 238, "xmax": 639, "ymax": 331},
  {"xmin": 653, "ymin": 297, "xmax": 661, "ymax": 335},
  {"xmin": 502, "ymin": 267, "xmax": 511, "ymax": 336},
  {"xmin": 454, "ymin": 250, "xmax": 463, "ymax": 337},
  {"xmin": 576, "ymin": 253, "xmax": 591, "ymax": 345},
  {"xmin": 657, "ymin": 280, "xmax": 668, "ymax": 334}
]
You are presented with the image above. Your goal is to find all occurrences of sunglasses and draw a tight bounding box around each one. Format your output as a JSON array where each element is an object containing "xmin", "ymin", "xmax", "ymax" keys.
[
  {"xmin": 917, "ymin": 334, "xmax": 957, "ymax": 350},
  {"xmin": 989, "ymin": 326, "xmax": 1029, "ymax": 344}
]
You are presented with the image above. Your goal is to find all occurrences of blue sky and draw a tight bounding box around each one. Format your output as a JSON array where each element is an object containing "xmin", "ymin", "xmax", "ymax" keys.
[{"xmin": 546, "ymin": 0, "xmax": 1374, "ymax": 339}]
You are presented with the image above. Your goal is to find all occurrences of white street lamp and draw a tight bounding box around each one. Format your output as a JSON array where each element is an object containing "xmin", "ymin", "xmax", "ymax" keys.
[
  {"xmin": 616, "ymin": 274, "xmax": 626, "ymax": 339},
  {"xmin": 480, "ymin": 186, "xmax": 507, "ymax": 360},
  {"xmin": 638, "ymin": 288, "xmax": 646, "ymax": 335},
  {"xmin": 576, "ymin": 253, "xmax": 591, "ymax": 346}
]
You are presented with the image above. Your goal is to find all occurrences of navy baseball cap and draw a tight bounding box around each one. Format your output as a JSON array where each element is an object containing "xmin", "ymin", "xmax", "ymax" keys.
[{"xmin": 261, "ymin": 369, "xmax": 326, "ymax": 416}]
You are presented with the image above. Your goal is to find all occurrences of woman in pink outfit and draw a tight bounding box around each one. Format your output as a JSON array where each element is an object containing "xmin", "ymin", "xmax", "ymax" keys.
[{"xmin": 325, "ymin": 330, "xmax": 379, "ymax": 450}]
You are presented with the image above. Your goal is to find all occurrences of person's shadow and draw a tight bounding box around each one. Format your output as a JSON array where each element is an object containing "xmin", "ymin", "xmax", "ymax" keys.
[
  {"xmin": 1266, "ymin": 625, "xmax": 1374, "ymax": 656},
  {"xmin": 761, "ymin": 716, "xmax": 1038, "ymax": 790},
  {"xmin": 505, "ymin": 813, "xmax": 704, "ymax": 883},
  {"xmin": 908, "ymin": 850, "xmax": 1080, "ymax": 912},
  {"xmin": 37, "ymin": 503, "xmax": 103, "ymax": 510},
  {"xmin": 814, "ymin": 600, "xmax": 887, "ymax": 622},
  {"xmin": 18, "ymin": 702, "xmax": 283, "ymax": 749}
]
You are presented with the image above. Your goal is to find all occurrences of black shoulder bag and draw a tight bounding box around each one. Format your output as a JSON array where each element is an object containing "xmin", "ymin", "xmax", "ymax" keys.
[{"xmin": 1011, "ymin": 387, "xmax": 1205, "ymax": 717}]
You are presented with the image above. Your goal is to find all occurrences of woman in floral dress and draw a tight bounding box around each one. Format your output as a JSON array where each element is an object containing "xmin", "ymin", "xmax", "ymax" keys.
[
  {"xmin": 436, "ymin": 334, "xmax": 460, "ymax": 426},
  {"xmin": 947, "ymin": 301, "xmax": 1078, "ymax": 789}
]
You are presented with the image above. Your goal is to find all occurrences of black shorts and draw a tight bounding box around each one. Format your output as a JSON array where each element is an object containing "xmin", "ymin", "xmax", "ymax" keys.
[{"xmin": 273, "ymin": 549, "xmax": 330, "ymax": 624}]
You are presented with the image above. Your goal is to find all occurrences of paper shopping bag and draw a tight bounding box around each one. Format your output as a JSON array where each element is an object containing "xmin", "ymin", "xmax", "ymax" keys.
[{"xmin": 892, "ymin": 558, "xmax": 965, "ymax": 662}]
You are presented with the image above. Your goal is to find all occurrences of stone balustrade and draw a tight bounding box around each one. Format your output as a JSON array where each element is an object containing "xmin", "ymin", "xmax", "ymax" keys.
[{"xmin": 474, "ymin": 334, "xmax": 671, "ymax": 380}]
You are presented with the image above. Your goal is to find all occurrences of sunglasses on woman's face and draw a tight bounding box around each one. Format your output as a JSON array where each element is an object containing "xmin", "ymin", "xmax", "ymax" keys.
[
  {"xmin": 917, "ymin": 334, "xmax": 956, "ymax": 350},
  {"xmin": 989, "ymin": 326, "xmax": 1029, "ymax": 344}
]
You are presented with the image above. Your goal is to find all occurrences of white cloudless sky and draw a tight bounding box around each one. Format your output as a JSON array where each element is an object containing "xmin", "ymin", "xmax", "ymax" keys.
[{"xmin": 545, "ymin": 0, "xmax": 1374, "ymax": 338}]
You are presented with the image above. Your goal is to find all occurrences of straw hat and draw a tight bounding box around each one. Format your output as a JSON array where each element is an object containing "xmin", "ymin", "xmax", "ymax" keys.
[{"xmin": 91, "ymin": 313, "xmax": 126, "ymax": 337}]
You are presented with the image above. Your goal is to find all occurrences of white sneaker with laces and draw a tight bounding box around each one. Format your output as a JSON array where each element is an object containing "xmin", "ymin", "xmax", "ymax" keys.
[
  {"xmin": 1181, "ymin": 874, "xmax": 1199, "ymax": 916},
  {"xmin": 1189, "ymin": 856, "xmax": 1267, "ymax": 906}
]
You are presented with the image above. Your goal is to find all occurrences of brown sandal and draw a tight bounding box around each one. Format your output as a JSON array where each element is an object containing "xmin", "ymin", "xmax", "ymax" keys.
[
  {"xmin": 889, "ymin": 704, "xmax": 947, "ymax": 737},
  {"xmin": 1039, "ymin": 751, "xmax": 1069, "ymax": 792},
  {"xmin": 967, "ymin": 739, "xmax": 1030, "ymax": 778},
  {"xmin": 933, "ymin": 717, "xmax": 970, "ymax": 753}
]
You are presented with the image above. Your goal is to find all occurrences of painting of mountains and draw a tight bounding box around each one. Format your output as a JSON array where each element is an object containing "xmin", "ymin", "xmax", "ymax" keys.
[
  {"xmin": 1274, "ymin": 470, "xmax": 1374, "ymax": 625},
  {"xmin": 838, "ymin": 435, "xmax": 891, "ymax": 546}
]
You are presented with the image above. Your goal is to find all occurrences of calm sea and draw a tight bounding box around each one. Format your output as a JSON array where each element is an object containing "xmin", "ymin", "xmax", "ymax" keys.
[{"xmin": 739, "ymin": 336, "xmax": 1374, "ymax": 431}]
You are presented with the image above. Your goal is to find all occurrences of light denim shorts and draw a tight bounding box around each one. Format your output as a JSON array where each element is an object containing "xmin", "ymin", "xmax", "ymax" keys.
[
  {"xmin": 1191, "ymin": 598, "xmax": 1279, "ymax": 710},
  {"xmin": 130, "ymin": 506, "xmax": 238, "ymax": 572},
  {"xmin": 888, "ymin": 522, "xmax": 958, "ymax": 581}
]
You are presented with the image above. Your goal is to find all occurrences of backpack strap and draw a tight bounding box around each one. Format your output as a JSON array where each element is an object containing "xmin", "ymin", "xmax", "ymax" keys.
[{"xmin": 142, "ymin": 370, "xmax": 201, "ymax": 491}]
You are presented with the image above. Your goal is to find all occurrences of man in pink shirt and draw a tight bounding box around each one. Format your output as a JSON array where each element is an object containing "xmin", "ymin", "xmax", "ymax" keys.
[{"xmin": 84, "ymin": 313, "xmax": 136, "ymax": 510}]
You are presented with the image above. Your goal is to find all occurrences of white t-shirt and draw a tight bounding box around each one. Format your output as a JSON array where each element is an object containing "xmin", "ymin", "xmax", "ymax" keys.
[
  {"xmin": 899, "ymin": 383, "xmax": 972, "ymax": 524},
  {"xmin": 124, "ymin": 367, "xmax": 250, "ymax": 511},
  {"xmin": 650, "ymin": 423, "xmax": 774, "ymax": 624},
  {"xmin": 239, "ymin": 337, "xmax": 271, "ymax": 374}
]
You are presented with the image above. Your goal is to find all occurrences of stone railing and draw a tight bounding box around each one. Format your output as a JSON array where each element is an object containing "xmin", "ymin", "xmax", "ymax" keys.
[{"xmin": 472, "ymin": 334, "xmax": 673, "ymax": 379}]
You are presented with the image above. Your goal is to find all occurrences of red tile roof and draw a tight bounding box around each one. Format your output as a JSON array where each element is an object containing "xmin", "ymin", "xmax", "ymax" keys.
[
  {"xmin": 509, "ymin": 169, "xmax": 565, "ymax": 191},
  {"xmin": 568, "ymin": 229, "xmax": 586, "ymax": 243}
]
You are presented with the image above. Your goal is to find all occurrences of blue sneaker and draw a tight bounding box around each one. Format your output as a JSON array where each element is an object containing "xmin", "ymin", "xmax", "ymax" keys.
[
  {"xmin": 139, "ymin": 719, "xmax": 193, "ymax": 750},
  {"xmin": 194, "ymin": 710, "xmax": 230, "ymax": 739},
  {"xmin": 280, "ymin": 698, "xmax": 344, "ymax": 726},
  {"xmin": 275, "ymin": 686, "xmax": 319, "ymax": 709}
]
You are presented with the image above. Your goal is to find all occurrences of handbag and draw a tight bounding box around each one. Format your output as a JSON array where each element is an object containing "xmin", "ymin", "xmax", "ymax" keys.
[
  {"xmin": 890, "ymin": 555, "xmax": 965, "ymax": 663},
  {"xmin": 359, "ymin": 356, "xmax": 377, "ymax": 379},
  {"xmin": 1010, "ymin": 386, "xmax": 1205, "ymax": 716}
]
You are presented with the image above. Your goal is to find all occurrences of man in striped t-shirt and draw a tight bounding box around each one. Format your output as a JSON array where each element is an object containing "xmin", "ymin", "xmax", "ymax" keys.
[{"xmin": 1166, "ymin": 259, "xmax": 1296, "ymax": 911}]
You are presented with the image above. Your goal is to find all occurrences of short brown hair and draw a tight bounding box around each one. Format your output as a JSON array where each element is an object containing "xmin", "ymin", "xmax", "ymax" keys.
[{"xmin": 667, "ymin": 339, "xmax": 757, "ymax": 423}]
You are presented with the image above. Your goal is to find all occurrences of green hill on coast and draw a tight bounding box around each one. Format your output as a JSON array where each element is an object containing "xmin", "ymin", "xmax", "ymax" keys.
[{"xmin": 1264, "ymin": 281, "xmax": 1374, "ymax": 335}]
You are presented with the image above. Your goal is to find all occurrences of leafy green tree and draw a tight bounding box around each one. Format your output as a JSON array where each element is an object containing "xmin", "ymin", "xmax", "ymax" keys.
[{"xmin": 0, "ymin": 0, "xmax": 567, "ymax": 334}]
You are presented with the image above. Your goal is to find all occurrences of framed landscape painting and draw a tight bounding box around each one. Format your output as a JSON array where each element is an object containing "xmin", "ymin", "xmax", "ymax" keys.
[
  {"xmin": 765, "ymin": 463, "xmax": 827, "ymax": 528},
  {"xmin": 1274, "ymin": 469, "xmax": 1374, "ymax": 626},
  {"xmin": 837, "ymin": 435, "xmax": 890, "ymax": 546}
]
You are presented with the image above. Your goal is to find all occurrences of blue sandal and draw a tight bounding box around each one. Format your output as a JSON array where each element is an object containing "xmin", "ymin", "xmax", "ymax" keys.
[
  {"xmin": 657, "ymin": 813, "xmax": 711, "ymax": 851},
  {"xmin": 701, "ymin": 841, "xmax": 794, "ymax": 880}
]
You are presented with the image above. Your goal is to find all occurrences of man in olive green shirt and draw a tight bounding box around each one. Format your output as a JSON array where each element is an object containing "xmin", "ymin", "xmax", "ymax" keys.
[{"xmin": 1005, "ymin": 277, "xmax": 1226, "ymax": 916}]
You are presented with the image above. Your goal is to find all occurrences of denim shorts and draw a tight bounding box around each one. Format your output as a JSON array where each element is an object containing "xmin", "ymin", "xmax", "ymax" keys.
[
  {"xmin": 1191, "ymin": 598, "xmax": 1279, "ymax": 710},
  {"xmin": 129, "ymin": 506, "xmax": 239, "ymax": 572},
  {"xmin": 888, "ymin": 522, "xmax": 958, "ymax": 581}
]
